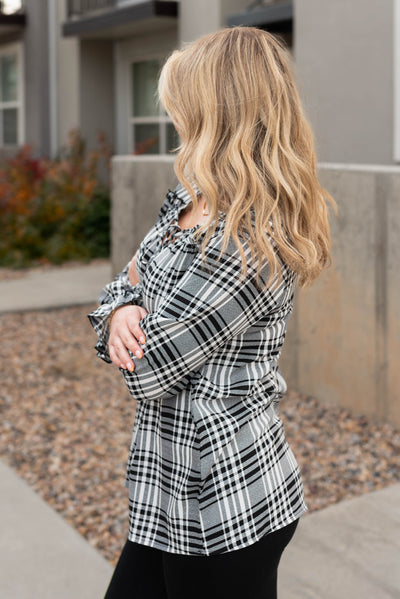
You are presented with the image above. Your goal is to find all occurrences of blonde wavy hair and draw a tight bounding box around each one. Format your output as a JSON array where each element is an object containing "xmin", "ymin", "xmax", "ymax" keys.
[{"xmin": 158, "ymin": 26, "xmax": 336, "ymax": 288}]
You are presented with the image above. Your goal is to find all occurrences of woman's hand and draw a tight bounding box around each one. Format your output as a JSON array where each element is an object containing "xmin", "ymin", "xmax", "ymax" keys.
[{"xmin": 109, "ymin": 304, "xmax": 149, "ymax": 371}]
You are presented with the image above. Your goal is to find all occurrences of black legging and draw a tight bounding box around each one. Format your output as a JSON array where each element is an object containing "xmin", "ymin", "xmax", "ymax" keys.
[{"xmin": 104, "ymin": 519, "xmax": 299, "ymax": 599}]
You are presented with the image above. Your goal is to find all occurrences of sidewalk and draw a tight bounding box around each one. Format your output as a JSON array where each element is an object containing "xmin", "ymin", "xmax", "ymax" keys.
[
  {"xmin": 0, "ymin": 459, "xmax": 113, "ymax": 599},
  {"xmin": 0, "ymin": 261, "xmax": 112, "ymax": 313},
  {"xmin": 0, "ymin": 262, "xmax": 399, "ymax": 598},
  {"xmin": 278, "ymin": 484, "xmax": 400, "ymax": 598},
  {"xmin": 1, "ymin": 455, "xmax": 399, "ymax": 599}
]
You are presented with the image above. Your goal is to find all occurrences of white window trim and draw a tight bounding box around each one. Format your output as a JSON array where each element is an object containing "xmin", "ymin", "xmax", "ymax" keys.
[
  {"xmin": 0, "ymin": 41, "xmax": 24, "ymax": 146},
  {"xmin": 129, "ymin": 54, "xmax": 174, "ymax": 156},
  {"xmin": 394, "ymin": 0, "xmax": 400, "ymax": 162}
]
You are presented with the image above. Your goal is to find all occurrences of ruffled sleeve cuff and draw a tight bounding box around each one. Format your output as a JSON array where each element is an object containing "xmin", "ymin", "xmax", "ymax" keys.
[{"xmin": 88, "ymin": 282, "xmax": 143, "ymax": 364}]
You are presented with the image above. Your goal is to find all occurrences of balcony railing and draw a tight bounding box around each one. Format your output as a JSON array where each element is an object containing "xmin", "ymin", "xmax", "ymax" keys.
[{"xmin": 67, "ymin": 0, "xmax": 117, "ymax": 19}]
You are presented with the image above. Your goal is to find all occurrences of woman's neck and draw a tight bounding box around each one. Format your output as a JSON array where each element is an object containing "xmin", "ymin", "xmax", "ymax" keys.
[{"xmin": 178, "ymin": 195, "xmax": 210, "ymax": 230}]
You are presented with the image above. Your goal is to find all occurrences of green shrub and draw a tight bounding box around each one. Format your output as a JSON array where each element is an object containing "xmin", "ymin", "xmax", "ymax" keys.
[{"xmin": 0, "ymin": 128, "xmax": 112, "ymax": 268}]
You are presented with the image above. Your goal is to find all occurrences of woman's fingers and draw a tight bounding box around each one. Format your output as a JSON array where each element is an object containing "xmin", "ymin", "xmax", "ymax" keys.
[
  {"xmin": 110, "ymin": 338, "xmax": 138, "ymax": 371},
  {"xmin": 120, "ymin": 312, "xmax": 147, "ymax": 358},
  {"xmin": 120, "ymin": 329, "xmax": 144, "ymax": 360},
  {"xmin": 108, "ymin": 305, "xmax": 148, "ymax": 370},
  {"xmin": 109, "ymin": 342, "xmax": 132, "ymax": 370},
  {"xmin": 126, "ymin": 315, "xmax": 147, "ymax": 346},
  {"xmin": 109, "ymin": 333, "xmax": 137, "ymax": 371}
]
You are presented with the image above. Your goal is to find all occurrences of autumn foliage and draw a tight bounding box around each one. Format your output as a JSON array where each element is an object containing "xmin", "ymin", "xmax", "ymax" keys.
[{"xmin": 0, "ymin": 128, "xmax": 112, "ymax": 267}]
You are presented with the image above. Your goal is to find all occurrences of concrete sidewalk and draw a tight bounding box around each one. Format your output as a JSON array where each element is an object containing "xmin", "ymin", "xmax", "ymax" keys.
[
  {"xmin": 0, "ymin": 262, "xmax": 399, "ymax": 598},
  {"xmin": 0, "ymin": 460, "xmax": 113, "ymax": 599},
  {"xmin": 278, "ymin": 483, "xmax": 400, "ymax": 598},
  {"xmin": 1, "ymin": 457, "xmax": 399, "ymax": 599},
  {"xmin": 0, "ymin": 261, "xmax": 112, "ymax": 313}
]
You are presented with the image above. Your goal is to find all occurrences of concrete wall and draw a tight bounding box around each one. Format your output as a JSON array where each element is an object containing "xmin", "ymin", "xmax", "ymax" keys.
[
  {"xmin": 295, "ymin": 0, "xmax": 395, "ymax": 165},
  {"xmin": 280, "ymin": 163, "xmax": 400, "ymax": 427},
  {"xmin": 111, "ymin": 156, "xmax": 177, "ymax": 273},
  {"xmin": 111, "ymin": 158, "xmax": 400, "ymax": 428}
]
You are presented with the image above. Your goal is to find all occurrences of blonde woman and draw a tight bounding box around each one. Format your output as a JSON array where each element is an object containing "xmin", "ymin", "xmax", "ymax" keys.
[{"xmin": 89, "ymin": 26, "xmax": 335, "ymax": 599}]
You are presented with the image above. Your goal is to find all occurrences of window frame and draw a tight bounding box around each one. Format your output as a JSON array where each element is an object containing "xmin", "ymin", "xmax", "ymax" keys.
[
  {"xmin": 129, "ymin": 54, "xmax": 177, "ymax": 156},
  {"xmin": 0, "ymin": 41, "xmax": 24, "ymax": 147}
]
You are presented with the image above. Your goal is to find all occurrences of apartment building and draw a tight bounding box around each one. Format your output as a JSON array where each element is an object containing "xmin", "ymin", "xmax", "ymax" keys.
[
  {"xmin": 61, "ymin": 0, "xmax": 293, "ymax": 158},
  {"xmin": 0, "ymin": 0, "xmax": 397, "ymax": 165}
]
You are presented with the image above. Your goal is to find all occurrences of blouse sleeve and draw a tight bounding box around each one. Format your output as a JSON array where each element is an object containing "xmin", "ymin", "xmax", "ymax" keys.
[
  {"xmin": 87, "ymin": 260, "xmax": 144, "ymax": 364},
  {"xmin": 120, "ymin": 235, "xmax": 285, "ymax": 401},
  {"xmin": 87, "ymin": 187, "xmax": 179, "ymax": 363}
]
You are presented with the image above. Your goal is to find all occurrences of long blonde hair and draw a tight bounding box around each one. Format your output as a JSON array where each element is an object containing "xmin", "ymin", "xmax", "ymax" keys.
[{"xmin": 158, "ymin": 26, "xmax": 336, "ymax": 288}]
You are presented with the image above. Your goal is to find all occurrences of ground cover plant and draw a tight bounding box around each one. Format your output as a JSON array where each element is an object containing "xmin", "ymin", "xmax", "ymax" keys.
[{"xmin": 0, "ymin": 128, "xmax": 112, "ymax": 268}]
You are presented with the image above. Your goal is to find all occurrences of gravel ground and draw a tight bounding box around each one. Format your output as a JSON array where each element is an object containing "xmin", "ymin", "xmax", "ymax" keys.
[{"xmin": 1, "ymin": 305, "xmax": 399, "ymax": 566}]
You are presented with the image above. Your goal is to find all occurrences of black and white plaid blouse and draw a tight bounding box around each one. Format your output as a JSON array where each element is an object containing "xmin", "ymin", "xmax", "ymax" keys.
[{"xmin": 88, "ymin": 183, "xmax": 308, "ymax": 556}]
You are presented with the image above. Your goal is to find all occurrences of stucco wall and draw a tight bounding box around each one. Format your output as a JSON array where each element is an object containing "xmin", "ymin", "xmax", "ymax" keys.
[
  {"xmin": 295, "ymin": 0, "xmax": 395, "ymax": 165},
  {"xmin": 111, "ymin": 158, "xmax": 400, "ymax": 428},
  {"xmin": 23, "ymin": 0, "xmax": 50, "ymax": 157},
  {"xmin": 179, "ymin": 0, "xmax": 250, "ymax": 43},
  {"xmin": 57, "ymin": 0, "xmax": 80, "ymax": 153},
  {"xmin": 80, "ymin": 40, "xmax": 114, "ymax": 155}
]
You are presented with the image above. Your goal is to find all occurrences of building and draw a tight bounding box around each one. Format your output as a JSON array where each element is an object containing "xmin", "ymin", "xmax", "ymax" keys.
[
  {"xmin": 0, "ymin": 0, "xmax": 399, "ymax": 166},
  {"xmin": 0, "ymin": 1, "xmax": 26, "ymax": 157},
  {"xmin": 61, "ymin": 0, "xmax": 291, "ymax": 158},
  {"xmin": 0, "ymin": 0, "xmax": 399, "ymax": 426}
]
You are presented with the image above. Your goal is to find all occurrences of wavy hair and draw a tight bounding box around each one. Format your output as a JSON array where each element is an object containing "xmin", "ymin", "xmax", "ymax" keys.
[{"xmin": 158, "ymin": 26, "xmax": 336, "ymax": 288}]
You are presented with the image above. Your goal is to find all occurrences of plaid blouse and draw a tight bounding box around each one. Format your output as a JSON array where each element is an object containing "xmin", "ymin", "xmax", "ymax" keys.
[{"xmin": 88, "ymin": 183, "xmax": 308, "ymax": 556}]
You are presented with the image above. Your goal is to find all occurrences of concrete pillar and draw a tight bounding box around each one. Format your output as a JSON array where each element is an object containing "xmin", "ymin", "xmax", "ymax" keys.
[
  {"xmin": 386, "ymin": 172, "xmax": 400, "ymax": 425},
  {"xmin": 281, "ymin": 163, "xmax": 400, "ymax": 428},
  {"xmin": 111, "ymin": 156, "xmax": 177, "ymax": 274}
]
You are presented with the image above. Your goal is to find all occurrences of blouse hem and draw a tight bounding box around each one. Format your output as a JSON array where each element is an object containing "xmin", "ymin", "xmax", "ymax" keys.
[{"xmin": 126, "ymin": 503, "xmax": 309, "ymax": 557}]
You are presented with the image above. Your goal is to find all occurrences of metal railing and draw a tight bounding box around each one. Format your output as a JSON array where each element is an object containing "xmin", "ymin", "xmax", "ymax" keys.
[{"xmin": 66, "ymin": 0, "xmax": 117, "ymax": 19}]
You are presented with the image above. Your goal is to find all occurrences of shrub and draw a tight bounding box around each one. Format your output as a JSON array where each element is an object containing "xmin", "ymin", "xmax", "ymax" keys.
[{"xmin": 0, "ymin": 128, "xmax": 112, "ymax": 268}]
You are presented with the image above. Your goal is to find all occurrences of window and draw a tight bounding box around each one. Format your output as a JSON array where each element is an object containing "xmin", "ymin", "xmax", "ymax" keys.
[
  {"xmin": 130, "ymin": 58, "xmax": 179, "ymax": 155},
  {"xmin": 0, "ymin": 44, "xmax": 22, "ymax": 146}
]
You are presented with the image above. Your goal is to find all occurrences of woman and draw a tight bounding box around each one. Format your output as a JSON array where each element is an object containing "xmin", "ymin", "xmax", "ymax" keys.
[{"xmin": 88, "ymin": 27, "xmax": 335, "ymax": 599}]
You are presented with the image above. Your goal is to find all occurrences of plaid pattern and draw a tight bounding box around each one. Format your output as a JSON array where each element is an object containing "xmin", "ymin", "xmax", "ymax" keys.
[{"xmin": 88, "ymin": 183, "xmax": 308, "ymax": 556}]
